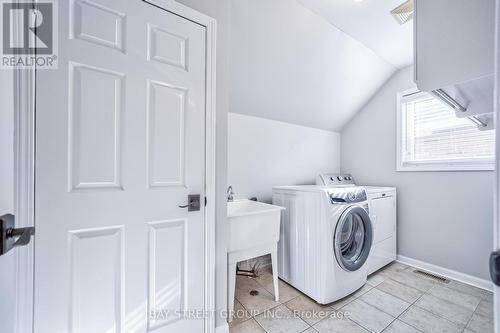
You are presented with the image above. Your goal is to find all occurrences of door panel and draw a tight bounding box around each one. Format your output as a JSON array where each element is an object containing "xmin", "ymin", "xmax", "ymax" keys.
[
  {"xmin": 147, "ymin": 219, "xmax": 188, "ymax": 331},
  {"xmin": 147, "ymin": 81, "xmax": 187, "ymax": 188},
  {"xmin": 35, "ymin": 1, "xmax": 207, "ymax": 332},
  {"xmin": 69, "ymin": 63, "xmax": 125, "ymax": 190},
  {"xmin": 68, "ymin": 226, "xmax": 125, "ymax": 333}
]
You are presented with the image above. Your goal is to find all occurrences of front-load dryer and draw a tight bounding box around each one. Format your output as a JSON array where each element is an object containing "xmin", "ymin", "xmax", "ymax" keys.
[{"xmin": 272, "ymin": 185, "xmax": 373, "ymax": 304}]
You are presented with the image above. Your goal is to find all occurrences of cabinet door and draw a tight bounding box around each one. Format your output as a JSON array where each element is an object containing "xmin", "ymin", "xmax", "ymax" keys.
[
  {"xmin": 415, "ymin": 0, "xmax": 495, "ymax": 91},
  {"xmin": 371, "ymin": 196, "xmax": 396, "ymax": 243}
]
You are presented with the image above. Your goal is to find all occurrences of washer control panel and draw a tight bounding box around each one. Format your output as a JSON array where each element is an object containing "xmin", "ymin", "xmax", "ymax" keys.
[
  {"xmin": 317, "ymin": 174, "xmax": 355, "ymax": 186},
  {"xmin": 328, "ymin": 187, "xmax": 367, "ymax": 205}
]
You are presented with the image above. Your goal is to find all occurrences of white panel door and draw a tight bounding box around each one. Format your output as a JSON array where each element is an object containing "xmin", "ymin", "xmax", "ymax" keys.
[{"xmin": 34, "ymin": 1, "xmax": 207, "ymax": 332}]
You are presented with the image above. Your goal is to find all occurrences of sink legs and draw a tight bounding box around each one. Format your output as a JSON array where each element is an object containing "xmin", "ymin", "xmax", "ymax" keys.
[
  {"xmin": 227, "ymin": 262, "xmax": 237, "ymax": 322},
  {"xmin": 227, "ymin": 243, "xmax": 280, "ymax": 322},
  {"xmin": 271, "ymin": 245, "xmax": 279, "ymax": 302}
]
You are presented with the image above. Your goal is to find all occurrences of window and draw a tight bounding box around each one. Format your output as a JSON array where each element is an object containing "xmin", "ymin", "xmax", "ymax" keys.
[{"xmin": 397, "ymin": 90, "xmax": 495, "ymax": 171}]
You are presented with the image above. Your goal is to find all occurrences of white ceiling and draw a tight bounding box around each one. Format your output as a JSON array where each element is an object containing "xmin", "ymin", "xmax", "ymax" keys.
[
  {"xmin": 230, "ymin": 0, "xmax": 396, "ymax": 132},
  {"xmin": 297, "ymin": 0, "xmax": 414, "ymax": 69}
]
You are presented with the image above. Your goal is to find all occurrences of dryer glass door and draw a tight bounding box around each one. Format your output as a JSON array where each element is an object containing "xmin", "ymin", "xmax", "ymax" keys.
[{"xmin": 334, "ymin": 206, "xmax": 373, "ymax": 272}]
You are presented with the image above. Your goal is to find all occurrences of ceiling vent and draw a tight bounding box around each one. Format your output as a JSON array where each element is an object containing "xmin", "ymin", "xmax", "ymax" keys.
[{"xmin": 390, "ymin": 0, "xmax": 414, "ymax": 25}]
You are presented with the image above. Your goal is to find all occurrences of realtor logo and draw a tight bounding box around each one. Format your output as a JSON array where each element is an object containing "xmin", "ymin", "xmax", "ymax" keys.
[{"xmin": 1, "ymin": 1, "xmax": 58, "ymax": 69}]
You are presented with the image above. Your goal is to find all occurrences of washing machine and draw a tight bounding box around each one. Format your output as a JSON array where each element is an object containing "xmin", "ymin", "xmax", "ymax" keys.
[
  {"xmin": 272, "ymin": 176, "xmax": 373, "ymax": 304},
  {"xmin": 317, "ymin": 175, "xmax": 397, "ymax": 275}
]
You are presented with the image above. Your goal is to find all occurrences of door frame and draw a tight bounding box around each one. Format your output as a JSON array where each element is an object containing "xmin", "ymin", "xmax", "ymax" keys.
[
  {"xmin": 12, "ymin": 1, "xmax": 217, "ymax": 332},
  {"xmin": 494, "ymin": 1, "xmax": 499, "ymax": 332}
]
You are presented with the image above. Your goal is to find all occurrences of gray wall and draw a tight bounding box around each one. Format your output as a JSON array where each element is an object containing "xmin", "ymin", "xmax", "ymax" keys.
[
  {"xmin": 227, "ymin": 113, "xmax": 340, "ymax": 203},
  {"xmin": 341, "ymin": 66, "xmax": 494, "ymax": 280},
  {"xmin": 172, "ymin": 0, "xmax": 230, "ymax": 327},
  {"xmin": 226, "ymin": 113, "xmax": 341, "ymax": 271}
]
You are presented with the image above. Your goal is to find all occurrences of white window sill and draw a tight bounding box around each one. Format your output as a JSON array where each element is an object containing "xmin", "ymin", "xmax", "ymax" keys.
[{"xmin": 397, "ymin": 163, "xmax": 495, "ymax": 172}]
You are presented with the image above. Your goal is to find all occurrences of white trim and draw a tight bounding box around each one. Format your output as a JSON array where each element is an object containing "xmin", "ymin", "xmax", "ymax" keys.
[
  {"xmin": 13, "ymin": 66, "xmax": 36, "ymax": 333},
  {"xmin": 15, "ymin": 1, "xmax": 217, "ymax": 333},
  {"xmin": 397, "ymin": 255, "xmax": 494, "ymax": 292},
  {"xmin": 12, "ymin": 0, "xmax": 36, "ymax": 331},
  {"xmin": 204, "ymin": 16, "xmax": 218, "ymax": 333},
  {"xmin": 215, "ymin": 323, "xmax": 229, "ymax": 333},
  {"xmin": 145, "ymin": 0, "xmax": 215, "ymax": 25},
  {"xmin": 493, "ymin": 0, "xmax": 500, "ymax": 330},
  {"xmin": 397, "ymin": 161, "xmax": 495, "ymax": 172},
  {"xmin": 396, "ymin": 88, "xmax": 495, "ymax": 172},
  {"xmin": 396, "ymin": 87, "xmax": 417, "ymax": 172}
]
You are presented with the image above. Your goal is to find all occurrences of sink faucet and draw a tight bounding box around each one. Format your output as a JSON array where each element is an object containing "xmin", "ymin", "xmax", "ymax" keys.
[{"xmin": 227, "ymin": 186, "xmax": 234, "ymax": 202}]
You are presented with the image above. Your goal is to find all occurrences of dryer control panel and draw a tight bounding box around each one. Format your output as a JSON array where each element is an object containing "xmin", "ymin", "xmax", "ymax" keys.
[{"xmin": 317, "ymin": 174, "xmax": 356, "ymax": 186}]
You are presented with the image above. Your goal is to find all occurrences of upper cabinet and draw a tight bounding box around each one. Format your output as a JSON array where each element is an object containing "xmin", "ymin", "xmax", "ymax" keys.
[{"xmin": 414, "ymin": 0, "xmax": 495, "ymax": 91}]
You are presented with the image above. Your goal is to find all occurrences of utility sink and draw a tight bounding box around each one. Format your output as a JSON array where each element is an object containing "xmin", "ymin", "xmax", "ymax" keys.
[
  {"xmin": 226, "ymin": 199, "xmax": 285, "ymax": 321},
  {"xmin": 227, "ymin": 200, "xmax": 284, "ymax": 253}
]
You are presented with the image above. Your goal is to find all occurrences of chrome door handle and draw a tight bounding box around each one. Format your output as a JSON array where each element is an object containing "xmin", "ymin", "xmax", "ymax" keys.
[
  {"xmin": 179, "ymin": 194, "xmax": 201, "ymax": 212},
  {"xmin": 0, "ymin": 214, "xmax": 35, "ymax": 256}
]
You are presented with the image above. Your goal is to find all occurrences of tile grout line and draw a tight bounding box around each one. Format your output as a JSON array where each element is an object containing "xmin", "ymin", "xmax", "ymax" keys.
[
  {"xmin": 353, "ymin": 269, "xmax": 428, "ymax": 332},
  {"xmin": 377, "ymin": 267, "xmax": 488, "ymax": 332},
  {"xmin": 243, "ymin": 265, "xmax": 398, "ymax": 331},
  {"xmin": 301, "ymin": 284, "xmax": 370, "ymax": 331},
  {"xmin": 231, "ymin": 263, "xmax": 493, "ymax": 333},
  {"xmin": 233, "ymin": 275, "xmax": 307, "ymax": 333},
  {"xmin": 315, "ymin": 285, "xmax": 376, "ymax": 332},
  {"xmin": 342, "ymin": 281, "xmax": 419, "ymax": 333},
  {"xmin": 388, "ymin": 284, "xmax": 428, "ymax": 333},
  {"xmin": 369, "ymin": 266, "xmax": 434, "ymax": 332},
  {"xmin": 413, "ymin": 287, "xmax": 480, "ymax": 330},
  {"xmin": 394, "ymin": 281, "xmax": 478, "ymax": 333},
  {"xmin": 252, "ymin": 272, "xmax": 313, "ymax": 333},
  {"xmin": 461, "ymin": 299, "xmax": 483, "ymax": 333}
]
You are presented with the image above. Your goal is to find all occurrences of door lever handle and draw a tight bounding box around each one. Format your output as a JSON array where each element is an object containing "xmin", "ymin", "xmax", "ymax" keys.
[
  {"xmin": 490, "ymin": 250, "xmax": 500, "ymax": 286},
  {"xmin": 178, "ymin": 194, "xmax": 201, "ymax": 212},
  {"xmin": 8, "ymin": 227, "xmax": 35, "ymax": 247},
  {"xmin": 0, "ymin": 214, "xmax": 35, "ymax": 256}
]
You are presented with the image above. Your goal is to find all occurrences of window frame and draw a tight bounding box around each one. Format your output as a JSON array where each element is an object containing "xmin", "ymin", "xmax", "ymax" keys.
[{"xmin": 396, "ymin": 88, "xmax": 495, "ymax": 172}]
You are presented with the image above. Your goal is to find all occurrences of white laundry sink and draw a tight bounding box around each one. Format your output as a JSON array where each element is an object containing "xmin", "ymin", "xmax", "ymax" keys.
[
  {"xmin": 227, "ymin": 200, "xmax": 284, "ymax": 253},
  {"xmin": 226, "ymin": 199, "xmax": 285, "ymax": 321}
]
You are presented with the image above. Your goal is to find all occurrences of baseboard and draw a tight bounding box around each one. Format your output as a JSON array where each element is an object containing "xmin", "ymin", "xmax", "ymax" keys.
[
  {"xmin": 215, "ymin": 322, "xmax": 229, "ymax": 333},
  {"xmin": 397, "ymin": 255, "xmax": 494, "ymax": 292}
]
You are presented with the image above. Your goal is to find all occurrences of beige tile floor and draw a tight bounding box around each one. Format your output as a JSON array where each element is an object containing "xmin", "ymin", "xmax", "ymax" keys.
[{"xmin": 229, "ymin": 262, "xmax": 494, "ymax": 333}]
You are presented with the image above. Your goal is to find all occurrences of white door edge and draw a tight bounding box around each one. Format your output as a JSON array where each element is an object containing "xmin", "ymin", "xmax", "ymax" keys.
[
  {"xmin": 12, "ymin": 1, "xmax": 217, "ymax": 333},
  {"xmin": 494, "ymin": 1, "xmax": 500, "ymax": 332}
]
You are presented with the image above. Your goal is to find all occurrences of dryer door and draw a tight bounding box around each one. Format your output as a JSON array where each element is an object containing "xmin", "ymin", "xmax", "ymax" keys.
[{"xmin": 334, "ymin": 206, "xmax": 373, "ymax": 272}]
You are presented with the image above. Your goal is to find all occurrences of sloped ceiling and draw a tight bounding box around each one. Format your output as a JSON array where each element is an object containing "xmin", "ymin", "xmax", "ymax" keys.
[
  {"xmin": 230, "ymin": 0, "xmax": 397, "ymax": 132},
  {"xmin": 297, "ymin": 0, "xmax": 414, "ymax": 69}
]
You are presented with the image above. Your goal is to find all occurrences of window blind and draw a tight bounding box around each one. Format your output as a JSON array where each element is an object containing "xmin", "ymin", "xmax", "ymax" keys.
[{"xmin": 401, "ymin": 92, "xmax": 494, "ymax": 165}]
